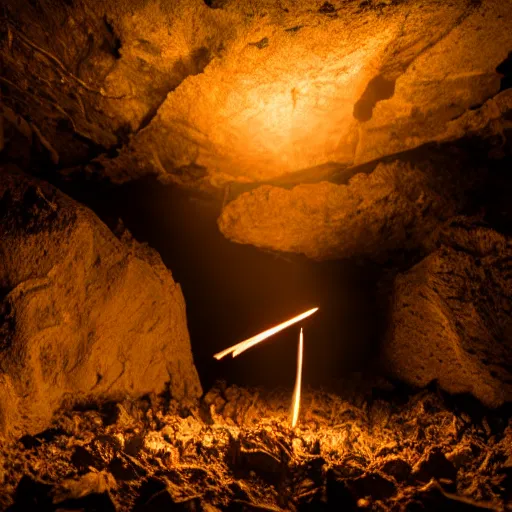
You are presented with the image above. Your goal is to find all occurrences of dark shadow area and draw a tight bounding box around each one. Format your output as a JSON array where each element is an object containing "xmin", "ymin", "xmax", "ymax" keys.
[
  {"xmin": 227, "ymin": 132, "xmax": 505, "ymax": 206},
  {"xmin": 101, "ymin": 16, "xmax": 122, "ymax": 60},
  {"xmin": 55, "ymin": 176, "xmax": 382, "ymax": 392},
  {"xmin": 353, "ymin": 74, "xmax": 396, "ymax": 122},
  {"xmin": 202, "ymin": 0, "xmax": 228, "ymax": 8},
  {"xmin": 497, "ymin": 51, "xmax": 512, "ymax": 92}
]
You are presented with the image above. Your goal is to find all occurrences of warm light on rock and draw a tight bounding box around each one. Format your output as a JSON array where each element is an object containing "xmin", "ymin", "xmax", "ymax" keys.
[
  {"xmin": 1, "ymin": 0, "xmax": 512, "ymax": 509},
  {"xmin": 100, "ymin": 0, "xmax": 512, "ymax": 188}
]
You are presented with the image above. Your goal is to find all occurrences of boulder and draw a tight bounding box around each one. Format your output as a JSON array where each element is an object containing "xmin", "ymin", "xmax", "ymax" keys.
[
  {"xmin": 383, "ymin": 219, "xmax": 512, "ymax": 407},
  {"xmin": 0, "ymin": 167, "xmax": 201, "ymax": 437},
  {"xmin": 218, "ymin": 160, "xmax": 462, "ymax": 261}
]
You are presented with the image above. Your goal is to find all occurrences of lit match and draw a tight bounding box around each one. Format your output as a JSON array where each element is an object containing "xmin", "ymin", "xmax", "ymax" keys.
[
  {"xmin": 291, "ymin": 327, "xmax": 304, "ymax": 428},
  {"xmin": 213, "ymin": 307, "xmax": 318, "ymax": 360}
]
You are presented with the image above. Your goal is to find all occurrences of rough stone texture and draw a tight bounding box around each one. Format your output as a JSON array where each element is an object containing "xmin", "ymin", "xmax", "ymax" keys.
[
  {"xmin": 217, "ymin": 89, "xmax": 512, "ymax": 260},
  {"xmin": 436, "ymin": 89, "xmax": 512, "ymax": 157},
  {"xmin": 115, "ymin": 0, "xmax": 512, "ymax": 187},
  {"xmin": 1, "ymin": 0, "xmax": 511, "ymax": 186},
  {"xmin": 0, "ymin": 167, "xmax": 201, "ymax": 437},
  {"xmin": 2, "ymin": 386, "xmax": 512, "ymax": 511},
  {"xmin": 383, "ymin": 219, "xmax": 512, "ymax": 407},
  {"xmin": 1, "ymin": 0, "xmax": 234, "ymax": 168},
  {"xmin": 218, "ymin": 160, "xmax": 468, "ymax": 261}
]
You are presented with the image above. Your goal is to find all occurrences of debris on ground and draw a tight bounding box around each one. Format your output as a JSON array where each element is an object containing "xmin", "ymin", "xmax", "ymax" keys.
[{"xmin": 1, "ymin": 382, "xmax": 511, "ymax": 511}]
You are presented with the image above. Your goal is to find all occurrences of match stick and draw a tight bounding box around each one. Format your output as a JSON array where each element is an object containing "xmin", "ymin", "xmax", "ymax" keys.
[
  {"xmin": 291, "ymin": 327, "xmax": 303, "ymax": 428},
  {"xmin": 213, "ymin": 307, "xmax": 318, "ymax": 360}
]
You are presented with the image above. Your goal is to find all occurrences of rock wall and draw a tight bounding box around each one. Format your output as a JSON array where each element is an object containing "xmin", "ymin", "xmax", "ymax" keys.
[
  {"xmin": 0, "ymin": 167, "xmax": 201, "ymax": 437},
  {"xmin": 112, "ymin": 0, "xmax": 512, "ymax": 187},
  {"xmin": 383, "ymin": 219, "xmax": 512, "ymax": 407}
]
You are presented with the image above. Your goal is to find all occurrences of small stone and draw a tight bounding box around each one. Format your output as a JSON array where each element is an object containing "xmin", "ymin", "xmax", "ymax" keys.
[
  {"xmin": 380, "ymin": 457, "xmax": 412, "ymax": 482},
  {"xmin": 203, "ymin": 388, "xmax": 224, "ymax": 409},
  {"xmin": 224, "ymin": 386, "xmax": 241, "ymax": 402},
  {"xmin": 348, "ymin": 472, "xmax": 397, "ymax": 501},
  {"xmin": 90, "ymin": 435, "xmax": 120, "ymax": 464},
  {"xmin": 52, "ymin": 471, "xmax": 116, "ymax": 504},
  {"xmin": 71, "ymin": 445, "xmax": 103, "ymax": 472},
  {"xmin": 413, "ymin": 449, "xmax": 457, "ymax": 486},
  {"xmin": 292, "ymin": 438, "xmax": 303, "ymax": 453}
]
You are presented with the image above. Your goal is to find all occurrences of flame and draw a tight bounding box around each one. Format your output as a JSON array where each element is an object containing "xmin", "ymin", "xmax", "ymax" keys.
[
  {"xmin": 291, "ymin": 327, "xmax": 303, "ymax": 428},
  {"xmin": 213, "ymin": 307, "xmax": 318, "ymax": 360}
]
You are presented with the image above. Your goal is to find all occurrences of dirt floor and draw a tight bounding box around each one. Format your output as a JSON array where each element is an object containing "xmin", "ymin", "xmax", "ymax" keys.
[{"xmin": 1, "ymin": 380, "xmax": 511, "ymax": 511}]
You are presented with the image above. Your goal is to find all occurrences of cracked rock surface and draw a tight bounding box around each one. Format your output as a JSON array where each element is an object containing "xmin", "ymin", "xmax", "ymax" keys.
[
  {"xmin": 1, "ymin": 0, "xmax": 511, "ymax": 187},
  {"xmin": 218, "ymin": 153, "xmax": 481, "ymax": 261},
  {"xmin": 95, "ymin": 0, "xmax": 512, "ymax": 188},
  {"xmin": 383, "ymin": 218, "xmax": 512, "ymax": 407},
  {"xmin": 0, "ymin": 167, "xmax": 201, "ymax": 438},
  {"xmin": 217, "ymin": 89, "xmax": 512, "ymax": 261}
]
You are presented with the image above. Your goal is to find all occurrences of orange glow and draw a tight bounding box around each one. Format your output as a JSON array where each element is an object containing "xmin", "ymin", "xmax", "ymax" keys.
[
  {"xmin": 213, "ymin": 307, "xmax": 318, "ymax": 360},
  {"xmin": 291, "ymin": 327, "xmax": 303, "ymax": 428}
]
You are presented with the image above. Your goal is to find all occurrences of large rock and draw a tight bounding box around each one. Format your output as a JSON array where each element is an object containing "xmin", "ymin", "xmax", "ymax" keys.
[
  {"xmin": 383, "ymin": 219, "xmax": 512, "ymax": 407},
  {"xmin": 2, "ymin": 0, "xmax": 511, "ymax": 186},
  {"xmin": 111, "ymin": 0, "xmax": 512, "ymax": 187},
  {"xmin": 218, "ymin": 160, "xmax": 467, "ymax": 261},
  {"xmin": 0, "ymin": 167, "xmax": 201, "ymax": 437},
  {"xmin": 217, "ymin": 90, "xmax": 512, "ymax": 261}
]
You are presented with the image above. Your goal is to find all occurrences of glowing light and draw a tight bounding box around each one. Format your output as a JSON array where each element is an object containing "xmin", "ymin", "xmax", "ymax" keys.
[
  {"xmin": 291, "ymin": 327, "xmax": 303, "ymax": 428},
  {"xmin": 213, "ymin": 307, "xmax": 318, "ymax": 360}
]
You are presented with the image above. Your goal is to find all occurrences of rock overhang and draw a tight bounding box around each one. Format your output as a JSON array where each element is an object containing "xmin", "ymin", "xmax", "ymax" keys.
[
  {"xmin": 3, "ymin": 0, "xmax": 512, "ymax": 190},
  {"xmin": 98, "ymin": 0, "xmax": 512, "ymax": 189}
]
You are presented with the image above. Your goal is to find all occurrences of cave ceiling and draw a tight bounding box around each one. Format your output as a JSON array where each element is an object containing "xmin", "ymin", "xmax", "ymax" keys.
[
  {"xmin": 1, "ymin": 0, "xmax": 512, "ymax": 264},
  {"xmin": 1, "ymin": 0, "xmax": 511, "ymax": 188}
]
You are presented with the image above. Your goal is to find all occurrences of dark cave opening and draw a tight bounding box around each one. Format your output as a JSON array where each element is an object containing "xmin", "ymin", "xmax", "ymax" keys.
[
  {"xmin": 58, "ymin": 176, "xmax": 383, "ymax": 393},
  {"xmin": 353, "ymin": 74, "xmax": 396, "ymax": 122},
  {"xmin": 497, "ymin": 51, "xmax": 512, "ymax": 92}
]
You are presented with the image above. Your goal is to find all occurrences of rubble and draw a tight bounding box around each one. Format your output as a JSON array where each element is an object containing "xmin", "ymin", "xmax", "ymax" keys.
[{"xmin": 0, "ymin": 383, "xmax": 511, "ymax": 511}]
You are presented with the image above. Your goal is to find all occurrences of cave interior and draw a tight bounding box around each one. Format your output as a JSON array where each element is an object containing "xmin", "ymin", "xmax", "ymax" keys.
[{"xmin": 1, "ymin": 0, "xmax": 512, "ymax": 510}]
